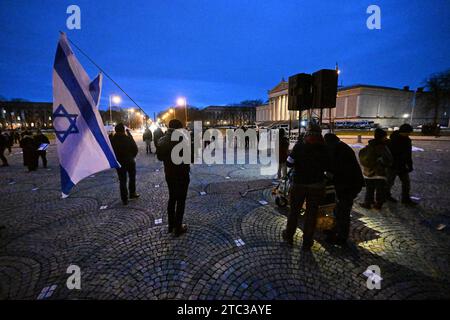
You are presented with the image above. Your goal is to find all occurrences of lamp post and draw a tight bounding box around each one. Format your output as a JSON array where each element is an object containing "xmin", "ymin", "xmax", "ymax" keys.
[
  {"xmin": 109, "ymin": 95, "xmax": 121, "ymax": 125},
  {"xmin": 176, "ymin": 97, "xmax": 188, "ymax": 126}
]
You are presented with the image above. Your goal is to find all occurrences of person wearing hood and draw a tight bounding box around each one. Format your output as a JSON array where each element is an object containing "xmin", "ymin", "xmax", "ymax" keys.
[
  {"xmin": 324, "ymin": 133, "xmax": 364, "ymax": 247},
  {"xmin": 282, "ymin": 124, "xmax": 331, "ymax": 252},
  {"xmin": 386, "ymin": 123, "xmax": 416, "ymax": 206},
  {"xmin": 157, "ymin": 119, "xmax": 190, "ymax": 237},
  {"xmin": 359, "ymin": 128, "xmax": 393, "ymax": 210},
  {"xmin": 110, "ymin": 123, "xmax": 140, "ymax": 205}
]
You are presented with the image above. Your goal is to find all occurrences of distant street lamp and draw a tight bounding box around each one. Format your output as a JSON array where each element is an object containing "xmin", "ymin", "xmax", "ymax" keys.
[
  {"xmin": 176, "ymin": 97, "xmax": 188, "ymax": 126},
  {"xmin": 109, "ymin": 95, "xmax": 121, "ymax": 124},
  {"xmin": 128, "ymin": 108, "xmax": 134, "ymax": 128}
]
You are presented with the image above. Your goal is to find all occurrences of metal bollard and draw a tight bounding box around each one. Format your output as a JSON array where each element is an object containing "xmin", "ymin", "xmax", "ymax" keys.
[{"xmin": 357, "ymin": 135, "xmax": 362, "ymax": 143}]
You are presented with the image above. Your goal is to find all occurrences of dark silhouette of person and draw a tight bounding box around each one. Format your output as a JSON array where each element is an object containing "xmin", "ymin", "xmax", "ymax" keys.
[
  {"xmin": 20, "ymin": 131, "xmax": 38, "ymax": 171},
  {"xmin": 324, "ymin": 133, "xmax": 364, "ymax": 247},
  {"xmin": 110, "ymin": 123, "xmax": 139, "ymax": 205},
  {"xmin": 386, "ymin": 123, "xmax": 416, "ymax": 206},
  {"xmin": 143, "ymin": 128, "xmax": 153, "ymax": 154},
  {"xmin": 34, "ymin": 129, "xmax": 50, "ymax": 168},
  {"xmin": 283, "ymin": 124, "xmax": 331, "ymax": 252},
  {"xmin": 153, "ymin": 126, "xmax": 163, "ymax": 148},
  {"xmin": 0, "ymin": 129, "xmax": 9, "ymax": 167},
  {"xmin": 157, "ymin": 119, "xmax": 190, "ymax": 237},
  {"xmin": 277, "ymin": 128, "xmax": 290, "ymax": 179},
  {"xmin": 359, "ymin": 128, "xmax": 393, "ymax": 210}
]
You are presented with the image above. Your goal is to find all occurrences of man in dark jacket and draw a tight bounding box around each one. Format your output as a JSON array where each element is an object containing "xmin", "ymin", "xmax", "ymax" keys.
[
  {"xmin": 34, "ymin": 129, "xmax": 50, "ymax": 168},
  {"xmin": 0, "ymin": 129, "xmax": 9, "ymax": 167},
  {"xmin": 386, "ymin": 124, "xmax": 416, "ymax": 205},
  {"xmin": 157, "ymin": 119, "xmax": 190, "ymax": 237},
  {"xmin": 282, "ymin": 124, "xmax": 331, "ymax": 252},
  {"xmin": 324, "ymin": 133, "xmax": 364, "ymax": 246},
  {"xmin": 359, "ymin": 128, "xmax": 393, "ymax": 210},
  {"xmin": 20, "ymin": 131, "xmax": 38, "ymax": 171},
  {"xmin": 110, "ymin": 123, "xmax": 139, "ymax": 205},
  {"xmin": 143, "ymin": 128, "xmax": 153, "ymax": 154}
]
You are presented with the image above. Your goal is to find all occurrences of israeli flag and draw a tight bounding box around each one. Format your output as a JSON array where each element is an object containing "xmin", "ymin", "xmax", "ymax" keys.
[{"xmin": 52, "ymin": 33, "xmax": 120, "ymax": 198}]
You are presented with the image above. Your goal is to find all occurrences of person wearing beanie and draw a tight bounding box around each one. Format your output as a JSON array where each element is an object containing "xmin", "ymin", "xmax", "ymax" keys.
[
  {"xmin": 359, "ymin": 128, "xmax": 393, "ymax": 210},
  {"xmin": 282, "ymin": 124, "xmax": 331, "ymax": 252},
  {"xmin": 110, "ymin": 123, "xmax": 139, "ymax": 205},
  {"xmin": 386, "ymin": 123, "xmax": 416, "ymax": 205},
  {"xmin": 156, "ymin": 119, "xmax": 190, "ymax": 237}
]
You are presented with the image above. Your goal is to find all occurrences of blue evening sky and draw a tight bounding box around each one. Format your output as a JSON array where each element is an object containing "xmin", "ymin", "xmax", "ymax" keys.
[{"xmin": 0, "ymin": 0, "xmax": 449, "ymax": 116}]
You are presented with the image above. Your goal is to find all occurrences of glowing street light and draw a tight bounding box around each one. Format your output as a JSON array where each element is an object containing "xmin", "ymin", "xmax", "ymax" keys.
[
  {"xmin": 176, "ymin": 97, "xmax": 188, "ymax": 125},
  {"xmin": 402, "ymin": 113, "xmax": 410, "ymax": 119},
  {"xmin": 109, "ymin": 95, "xmax": 121, "ymax": 124}
]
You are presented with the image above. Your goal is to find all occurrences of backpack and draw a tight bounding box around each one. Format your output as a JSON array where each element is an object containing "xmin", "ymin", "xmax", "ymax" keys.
[{"xmin": 358, "ymin": 144, "xmax": 378, "ymax": 169}]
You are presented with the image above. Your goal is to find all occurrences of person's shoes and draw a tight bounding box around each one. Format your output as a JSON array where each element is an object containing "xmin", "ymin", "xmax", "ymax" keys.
[
  {"xmin": 174, "ymin": 224, "xmax": 188, "ymax": 237},
  {"xmin": 1, "ymin": 163, "xmax": 9, "ymax": 167},
  {"xmin": 129, "ymin": 193, "xmax": 140, "ymax": 199},
  {"xmin": 360, "ymin": 202, "xmax": 372, "ymax": 209},
  {"xmin": 373, "ymin": 202, "xmax": 383, "ymax": 210},
  {"xmin": 386, "ymin": 196, "xmax": 398, "ymax": 203},
  {"xmin": 122, "ymin": 200, "xmax": 128, "ymax": 205},
  {"xmin": 168, "ymin": 226, "xmax": 174, "ymax": 234},
  {"xmin": 282, "ymin": 230, "xmax": 293, "ymax": 245},
  {"xmin": 402, "ymin": 198, "xmax": 418, "ymax": 206}
]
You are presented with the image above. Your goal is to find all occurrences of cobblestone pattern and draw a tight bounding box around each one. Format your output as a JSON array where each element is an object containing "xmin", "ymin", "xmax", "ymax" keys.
[{"xmin": 0, "ymin": 138, "xmax": 449, "ymax": 299}]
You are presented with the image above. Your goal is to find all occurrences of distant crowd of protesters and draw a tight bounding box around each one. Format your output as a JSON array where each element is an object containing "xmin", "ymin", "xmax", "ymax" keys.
[{"xmin": 0, "ymin": 128, "xmax": 50, "ymax": 171}]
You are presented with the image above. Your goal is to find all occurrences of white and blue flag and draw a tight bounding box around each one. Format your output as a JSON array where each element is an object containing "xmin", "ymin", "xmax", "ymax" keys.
[{"xmin": 52, "ymin": 33, "xmax": 120, "ymax": 197}]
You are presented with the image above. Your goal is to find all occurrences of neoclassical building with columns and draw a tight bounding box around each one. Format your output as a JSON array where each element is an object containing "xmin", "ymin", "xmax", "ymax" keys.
[{"xmin": 256, "ymin": 79, "xmax": 448, "ymax": 127}]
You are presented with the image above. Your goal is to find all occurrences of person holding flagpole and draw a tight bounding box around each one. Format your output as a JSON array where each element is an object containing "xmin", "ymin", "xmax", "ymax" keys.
[{"xmin": 110, "ymin": 123, "xmax": 140, "ymax": 205}]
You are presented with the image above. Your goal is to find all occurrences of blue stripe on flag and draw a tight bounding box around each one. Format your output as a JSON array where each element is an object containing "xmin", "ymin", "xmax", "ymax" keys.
[
  {"xmin": 54, "ymin": 44, "xmax": 119, "ymax": 169},
  {"xmin": 60, "ymin": 165, "xmax": 75, "ymax": 195}
]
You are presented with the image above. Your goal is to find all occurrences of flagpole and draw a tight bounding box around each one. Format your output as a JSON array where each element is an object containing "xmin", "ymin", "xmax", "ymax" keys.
[{"xmin": 60, "ymin": 32, "xmax": 150, "ymax": 121}]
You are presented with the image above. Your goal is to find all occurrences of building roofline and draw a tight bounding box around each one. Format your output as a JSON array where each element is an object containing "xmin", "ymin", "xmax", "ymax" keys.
[{"xmin": 338, "ymin": 84, "xmax": 413, "ymax": 92}]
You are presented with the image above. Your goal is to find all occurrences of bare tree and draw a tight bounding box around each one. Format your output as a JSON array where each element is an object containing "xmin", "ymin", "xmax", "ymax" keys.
[{"xmin": 425, "ymin": 69, "xmax": 450, "ymax": 126}]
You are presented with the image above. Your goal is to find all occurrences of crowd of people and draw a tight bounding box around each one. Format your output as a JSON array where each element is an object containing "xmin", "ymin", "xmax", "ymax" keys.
[
  {"xmin": 2, "ymin": 121, "xmax": 416, "ymax": 249},
  {"xmin": 0, "ymin": 128, "xmax": 50, "ymax": 170},
  {"xmin": 281, "ymin": 123, "xmax": 416, "ymax": 251}
]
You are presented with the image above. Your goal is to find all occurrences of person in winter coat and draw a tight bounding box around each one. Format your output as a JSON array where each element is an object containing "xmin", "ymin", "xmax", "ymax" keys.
[
  {"xmin": 282, "ymin": 124, "xmax": 331, "ymax": 252},
  {"xmin": 143, "ymin": 128, "xmax": 153, "ymax": 154},
  {"xmin": 324, "ymin": 133, "xmax": 364, "ymax": 246},
  {"xmin": 0, "ymin": 129, "xmax": 9, "ymax": 167},
  {"xmin": 359, "ymin": 128, "xmax": 393, "ymax": 210},
  {"xmin": 386, "ymin": 123, "xmax": 416, "ymax": 206},
  {"xmin": 110, "ymin": 123, "xmax": 140, "ymax": 205},
  {"xmin": 34, "ymin": 129, "xmax": 50, "ymax": 168},
  {"xmin": 157, "ymin": 119, "xmax": 190, "ymax": 237},
  {"xmin": 20, "ymin": 131, "xmax": 38, "ymax": 171}
]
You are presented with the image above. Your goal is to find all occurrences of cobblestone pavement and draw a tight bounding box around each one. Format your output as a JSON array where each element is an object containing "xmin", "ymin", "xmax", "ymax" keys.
[{"xmin": 0, "ymin": 137, "xmax": 449, "ymax": 300}]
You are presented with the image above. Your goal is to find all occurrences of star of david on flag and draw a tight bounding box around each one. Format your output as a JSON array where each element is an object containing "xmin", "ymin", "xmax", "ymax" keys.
[
  {"xmin": 52, "ymin": 33, "xmax": 120, "ymax": 198},
  {"xmin": 53, "ymin": 104, "xmax": 79, "ymax": 143}
]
